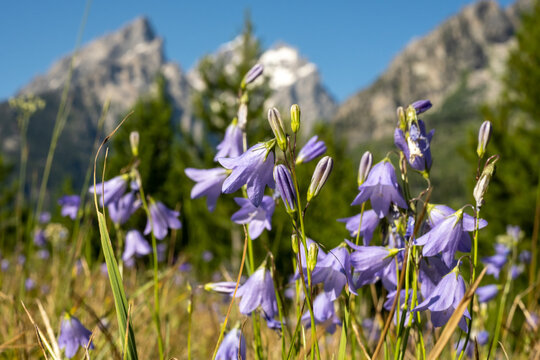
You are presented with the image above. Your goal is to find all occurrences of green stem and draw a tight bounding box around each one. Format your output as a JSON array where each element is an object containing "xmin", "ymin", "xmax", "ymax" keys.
[
  {"xmin": 354, "ymin": 203, "xmax": 366, "ymax": 246},
  {"xmin": 137, "ymin": 185, "xmax": 164, "ymax": 360}
]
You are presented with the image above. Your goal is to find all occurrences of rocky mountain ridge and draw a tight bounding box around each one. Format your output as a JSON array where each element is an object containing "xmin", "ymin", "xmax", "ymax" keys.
[{"xmin": 332, "ymin": 0, "xmax": 531, "ymax": 145}]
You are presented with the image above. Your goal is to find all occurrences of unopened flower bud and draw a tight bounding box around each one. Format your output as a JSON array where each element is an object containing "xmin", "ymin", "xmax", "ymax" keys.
[
  {"xmin": 268, "ymin": 107, "xmax": 288, "ymax": 151},
  {"xmin": 238, "ymin": 103, "xmax": 248, "ymax": 131},
  {"xmin": 291, "ymin": 234, "xmax": 299, "ymax": 254},
  {"xmin": 477, "ymin": 120, "xmax": 492, "ymax": 158},
  {"xmin": 274, "ymin": 164, "xmax": 297, "ymax": 213},
  {"xmin": 307, "ymin": 242, "xmax": 319, "ymax": 273},
  {"xmin": 129, "ymin": 131, "xmax": 140, "ymax": 157},
  {"xmin": 203, "ymin": 281, "xmax": 237, "ymax": 295},
  {"xmin": 412, "ymin": 99, "xmax": 432, "ymax": 115},
  {"xmin": 241, "ymin": 63, "xmax": 264, "ymax": 88},
  {"xmin": 358, "ymin": 151, "xmax": 373, "ymax": 186},
  {"xmin": 474, "ymin": 161, "xmax": 497, "ymax": 208},
  {"xmin": 307, "ymin": 156, "xmax": 333, "ymax": 202},
  {"xmin": 290, "ymin": 104, "xmax": 301, "ymax": 133}
]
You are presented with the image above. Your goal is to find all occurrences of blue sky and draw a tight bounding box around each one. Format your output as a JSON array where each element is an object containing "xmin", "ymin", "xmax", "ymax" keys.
[{"xmin": 0, "ymin": 0, "xmax": 514, "ymax": 102}]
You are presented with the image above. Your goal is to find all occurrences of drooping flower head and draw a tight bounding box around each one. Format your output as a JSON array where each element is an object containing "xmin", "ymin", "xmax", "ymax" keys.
[
  {"xmin": 338, "ymin": 209, "xmax": 380, "ymax": 245},
  {"xmin": 349, "ymin": 242, "xmax": 402, "ymax": 290},
  {"xmin": 415, "ymin": 208, "xmax": 487, "ymax": 267},
  {"xmin": 215, "ymin": 120, "xmax": 243, "ymax": 161},
  {"xmin": 33, "ymin": 229, "xmax": 47, "ymax": 247},
  {"xmin": 414, "ymin": 266, "xmax": 470, "ymax": 332},
  {"xmin": 122, "ymin": 230, "xmax": 152, "ymax": 265},
  {"xmin": 108, "ymin": 192, "xmax": 141, "ymax": 225},
  {"xmin": 476, "ymin": 284, "xmax": 499, "ymax": 304},
  {"xmin": 235, "ymin": 267, "xmax": 279, "ymax": 324},
  {"xmin": 301, "ymin": 293, "xmax": 341, "ymax": 334},
  {"xmin": 185, "ymin": 167, "xmax": 228, "ymax": 212},
  {"xmin": 231, "ymin": 196, "xmax": 274, "ymax": 239},
  {"xmin": 220, "ymin": 142, "xmax": 276, "ymax": 207},
  {"xmin": 311, "ymin": 246, "xmax": 352, "ymax": 300},
  {"xmin": 412, "ymin": 100, "xmax": 432, "ymax": 115},
  {"xmin": 144, "ymin": 199, "xmax": 181, "ymax": 240},
  {"xmin": 39, "ymin": 212, "xmax": 51, "ymax": 224},
  {"xmin": 296, "ymin": 136, "xmax": 327, "ymax": 164},
  {"xmin": 351, "ymin": 160, "xmax": 407, "ymax": 218},
  {"xmin": 216, "ymin": 327, "xmax": 247, "ymax": 360},
  {"xmin": 58, "ymin": 314, "xmax": 94, "ymax": 359},
  {"xmin": 90, "ymin": 175, "xmax": 129, "ymax": 207},
  {"xmin": 58, "ymin": 195, "xmax": 80, "ymax": 220}
]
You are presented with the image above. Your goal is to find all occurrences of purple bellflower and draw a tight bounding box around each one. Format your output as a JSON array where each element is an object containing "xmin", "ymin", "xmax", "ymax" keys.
[
  {"xmin": 185, "ymin": 167, "xmax": 228, "ymax": 212},
  {"xmin": 349, "ymin": 242, "xmax": 402, "ymax": 290},
  {"xmin": 33, "ymin": 229, "xmax": 47, "ymax": 247},
  {"xmin": 296, "ymin": 136, "xmax": 327, "ymax": 164},
  {"xmin": 394, "ymin": 119, "xmax": 434, "ymax": 172},
  {"xmin": 476, "ymin": 284, "xmax": 499, "ymax": 303},
  {"xmin": 311, "ymin": 246, "xmax": 352, "ymax": 300},
  {"xmin": 39, "ymin": 212, "xmax": 51, "ymax": 224},
  {"xmin": 418, "ymin": 256, "xmax": 451, "ymax": 301},
  {"xmin": 108, "ymin": 192, "xmax": 141, "ymax": 225},
  {"xmin": 58, "ymin": 315, "xmax": 94, "ymax": 359},
  {"xmin": 294, "ymin": 238, "xmax": 326, "ymax": 279},
  {"xmin": 144, "ymin": 200, "xmax": 181, "ymax": 240},
  {"xmin": 216, "ymin": 328, "xmax": 246, "ymax": 360},
  {"xmin": 122, "ymin": 230, "xmax": 151, "ymax": 265},
  {"xmin": 351, "ymin": 160, "xmax": 407, "ymax": 218},
  {"xmin": 90, "ymin": 175, "xmax": 129, "ymax": 207},
  {"xmin": 204, "ymin": 281, "xmax": 238, "ymax": 295},
  {"xmin": 214, "ymin": 121, "xmax": 243, "ymax": 161},
  {"xmin": 301, "ymin": 293, "xmax": 341, "ymax": 334},
  {"xmin": 236, "ymin": 267, "xmax": 279, "ymax": 325},
  {"xmin": 219, "ymin": 142, "xmax": 275, "ymax": 207},
  {"xmin": 231, "ymin": 196, "xmax": 274, "ymax": 239},
  {"xmin": 415, "ymin": 208, "xmax": 487, "ymax": 267},
  {"xmin": 415, "ymin": 267, "xmax": 470, "ymax": 332},
  {"xmin": 25, "ymin": 278, "xmax": 36, "ymax": 291},
  {"xmin": 482, "ymin": 243, "xmax": 509, "ymax": 279},
  {"xmin": 338, "ymin": 209, "xmax": 380, "ymax": 245},
  {"xmin": 58, "ymin": 195, "xmax": 80, "ymax": 220},
  {"xmin": 520, "ymin": 250, "xmax": 532, "ymax": 264}
]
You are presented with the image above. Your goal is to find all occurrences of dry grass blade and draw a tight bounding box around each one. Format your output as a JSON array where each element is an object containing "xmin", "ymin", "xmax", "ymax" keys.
[
  {"xmin": 0, "ymin": 332, "xmax": 27, "ymax": 351},
  {"xmin": 20, "ymin": 301, "xmax": 60, "ymax": 360},
  {"xmin": 36, "ymin": 300, "xmax": 61, "ymax": 359},
  {"xmin": 427, "ymin": 267, "xmax": 487, "ymax": 360}
]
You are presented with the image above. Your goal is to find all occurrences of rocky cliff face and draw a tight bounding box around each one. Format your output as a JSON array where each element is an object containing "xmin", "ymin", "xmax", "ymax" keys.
[{"xmin": 332, "ymin": 0, "xmax": 528, "ymax": 145}]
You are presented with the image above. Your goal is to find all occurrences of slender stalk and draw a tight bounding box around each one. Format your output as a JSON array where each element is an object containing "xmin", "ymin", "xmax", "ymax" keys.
[
  {"xmin": 355, "ymin": 203, "xmax": 366, "ymax": 246},
  {"xmin": 136, "ymin": 182, "xmax": 164, "ymax": 360},
  {"xmin": 528, "ymin": 171, "xmax": 540, "ymax": 307}
]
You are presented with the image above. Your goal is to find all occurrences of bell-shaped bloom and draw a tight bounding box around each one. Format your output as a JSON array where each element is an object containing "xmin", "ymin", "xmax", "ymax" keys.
[
  {"xmin": 394, "ymin": 120, "xmax": 434, "ymax": 172},
  {"xmin": 37, "ymin": 249, "xmax": 50, "ymax": 260},
  {"xmin": 482, "ymin": 243, "xmax": 509, "ymax": 279},
  {"xmin": 39, "ymin": 212, "xmax": 51, "ymax": 224},
  {"xmin": 236, "ymin": 267, "xmax": 278, "ymax": 322},
  {"xmin": 294, "ymin": 238, "xmax": 326, "ymax": 279},
  {"xmin": 311, "ymin": 246, "xmax": 352, "ymax": 300},
  {"xmin": 216, "ymin": 328, "xmax": 246, "ymax": 360},
  {"xmin": 219, "ymin": 143, "xmax": 275, "ymax": 207},
  {"xmin": 185, "ymin": 167, "xmax": 228, "ymax": 212},
  {"xmin": 214, "ymin": 121, "xmax": 243, "ymax": 161},
  {"xmin": 231, "ymin": 196, "xmax": 274, "ymax": 239},
  {"xmin": 33, "ymin": 229, "xmax": 47, "ymax": 247},
  {"xmin": 144, "ymin": 200, "xmax": 181, "ymax": 240},
  {"xmin": 122, "ymin": 230, "xmax": 151, "ymax": 264},
  {"xmin": 301, "ymin": 293, "xmax": 341, "ymax": 334},
  {"xmin": 296, "ymin": 136, "xmax": 327, "ymax": 164},
  {"xmin": 58, "ymin": 195, "xmax": 80, "ymax": 220},
  {"xmin": 58, "ymin": 315, "xmax": 94, "ymax": 358},
  {"xmin": 25, "ymin": 278, "xmax": 36, "ymax": 291},
  {"xmin": 415, "ymin": 209, "xmax": 487, "ymax": 267},
  {"xmin": 108, "ymin": 192, "xmax": 141, "ymax": 225},
  {"xmin": 273, "ymin": 165, "xmax": 296, "ymax": 212},
  {"xmin": 507, "ymin": 225, "xmax": 521, "ymax": 241},
  {"xmin": 476, "ymin": 284, "xmax": 499, "ymax": 303},
  {"xmin": 418, "ymin": 256, "xmax": 451, "ymax": 301},
  {"xmin": 90, "ymin": 175, "xmax": 128, "ymax": 207},
  {"xmin": 415, "ymin": 268, "xmax": 470, "ymax": 332},
  {"xmin": 520, "ymin": 250, "xmax": 532, "ymax": 264},
  {"xmin": 349, "ymin": 242, "xmax": 401, "ymax": 290},
  {"xmin": 338, "ymin": 210, "xmax": 380, "ymax": 245},
  {"xmin": 351, "ymin": 161, "xmax": 407, "ymax": 218}
]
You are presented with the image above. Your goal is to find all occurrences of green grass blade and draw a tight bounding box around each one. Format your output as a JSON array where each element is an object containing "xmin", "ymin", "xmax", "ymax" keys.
[{"xmin": 97, "ymin": 211, "xmax": 138, "ymax": 360}]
